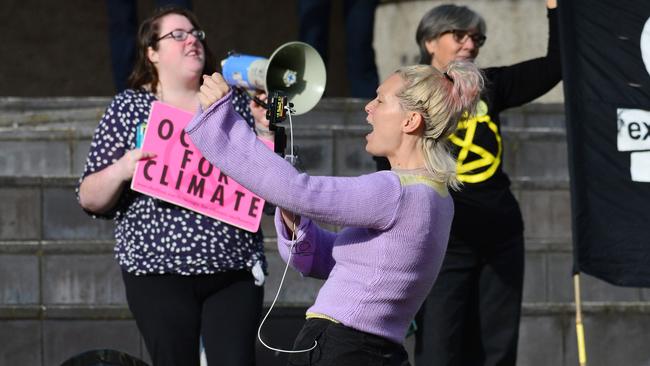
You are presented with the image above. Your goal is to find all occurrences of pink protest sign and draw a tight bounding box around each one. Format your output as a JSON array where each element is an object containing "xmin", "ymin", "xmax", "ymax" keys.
[{"xmin": 131, "ymin": 101, "xmax": 269, "ymax": 232}]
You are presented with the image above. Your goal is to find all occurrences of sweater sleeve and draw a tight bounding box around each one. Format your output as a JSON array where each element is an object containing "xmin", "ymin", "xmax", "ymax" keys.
[
  {"xmin": 186, "ymin": 91, "xmax": 402, "ymax": 230},
  {"xmin": 485, "ymin": 8, "xmax": 562, "ymax": 111},
  {"xmin": 274, "ymin": 209, "xmax": 337, "ymax": 279}
]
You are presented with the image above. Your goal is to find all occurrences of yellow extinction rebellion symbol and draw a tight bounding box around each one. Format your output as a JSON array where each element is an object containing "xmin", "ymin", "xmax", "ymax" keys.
[{"xmin": 449, "ymin": 100, "xmax": 502, "ymax": 184}]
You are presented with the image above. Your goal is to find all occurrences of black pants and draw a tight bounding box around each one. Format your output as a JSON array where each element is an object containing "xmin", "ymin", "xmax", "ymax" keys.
[
  {"xmin": 122, "ymin": 270, "xmax": 263, "ymax": 366},
  {"xmin": 288, "ymin": 318, "xmax": 410, "ymax": 366},
  {"xmin": 414, "ymin": 234, "xmax": 524, "ymax": 366}
]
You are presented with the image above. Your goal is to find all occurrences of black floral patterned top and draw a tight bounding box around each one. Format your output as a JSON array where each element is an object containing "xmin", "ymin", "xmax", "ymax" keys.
[{"xmin": 78, "ymin": 88, "xmax": 266, "ymax": 275}]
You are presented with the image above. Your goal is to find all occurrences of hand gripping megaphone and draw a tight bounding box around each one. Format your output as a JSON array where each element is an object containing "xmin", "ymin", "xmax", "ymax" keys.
[{"xmin": 221, "ymin": 41, "xmax": 327, "ymax": 115}]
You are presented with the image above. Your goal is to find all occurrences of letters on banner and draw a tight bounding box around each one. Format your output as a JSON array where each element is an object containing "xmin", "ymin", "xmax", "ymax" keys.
[{"xmin": 131, "ymin": 101, "xmax": 269, "ymax": 232}]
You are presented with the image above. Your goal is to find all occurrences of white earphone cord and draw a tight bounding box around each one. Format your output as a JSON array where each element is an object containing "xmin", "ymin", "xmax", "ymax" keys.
[{"xmin": 256, "ymin": 105, "xmax": 317, "ymax": 354}]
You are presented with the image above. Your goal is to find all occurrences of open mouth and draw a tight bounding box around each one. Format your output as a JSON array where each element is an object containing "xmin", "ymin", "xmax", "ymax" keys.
[
  {"xmin": 364, "ymin": 122, "xmax": 373, "ymax": 139},
  {"xmin": 456, "ymin": 55, "xmax": 475, "ymax": 62}
]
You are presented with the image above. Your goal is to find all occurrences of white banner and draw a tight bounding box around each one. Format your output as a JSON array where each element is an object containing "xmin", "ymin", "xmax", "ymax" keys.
[{"xmin": 617, "ymin": 108, "xmax": 650, "ymax": 151}]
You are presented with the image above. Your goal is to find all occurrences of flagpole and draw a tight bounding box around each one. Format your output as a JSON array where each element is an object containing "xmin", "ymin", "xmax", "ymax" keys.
[{"xmin": 573, "ymin": 273, "xmax": 587, "ymax": 366}]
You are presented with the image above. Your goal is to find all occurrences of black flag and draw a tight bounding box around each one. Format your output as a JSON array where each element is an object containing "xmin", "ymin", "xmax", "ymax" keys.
[{"xmin": 558, "ymin": 0, "xmax": 650, "ymax": 286}]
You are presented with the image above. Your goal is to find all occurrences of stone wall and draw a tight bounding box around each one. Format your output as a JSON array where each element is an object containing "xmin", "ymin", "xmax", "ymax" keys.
[
  {"xmin": 375, "ymin": 0, "xmax": 564, "ymax": 103},
  {"xmin": 2, "ymin": 0, "xmax": 563, "ymax": 102}
]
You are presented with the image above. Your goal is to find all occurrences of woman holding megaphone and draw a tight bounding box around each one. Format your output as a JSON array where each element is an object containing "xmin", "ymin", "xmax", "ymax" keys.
[{"xmin": 188, "ymin": 62, "xmax": 484, "ymax": 365}]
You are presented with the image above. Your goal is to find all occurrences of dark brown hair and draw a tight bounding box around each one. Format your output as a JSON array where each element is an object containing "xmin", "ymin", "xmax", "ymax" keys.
[{"xmin": 127, "ymin": 6, "xmax": 216, "ymax": 94}]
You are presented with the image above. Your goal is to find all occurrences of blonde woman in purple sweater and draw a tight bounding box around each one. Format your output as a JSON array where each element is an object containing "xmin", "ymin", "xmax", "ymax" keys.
[{"xmin": 186, "ymin": 61, "xmax": 483, "ymax": 365}]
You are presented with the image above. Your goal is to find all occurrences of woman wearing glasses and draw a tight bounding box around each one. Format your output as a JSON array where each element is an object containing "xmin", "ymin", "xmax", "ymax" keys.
[
  {"xmin": 411, "ymin": 1, "xmax": 560, "ymax": 365},
  {"xmin": 78, "ymin": 7, "xmax": 265, "ymax": 366}
]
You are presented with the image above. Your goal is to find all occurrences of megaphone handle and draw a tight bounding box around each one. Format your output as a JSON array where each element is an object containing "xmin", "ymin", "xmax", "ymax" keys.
[{"xmin": 274, "ymin": 126, "xmax": 287, "ymax": 156}]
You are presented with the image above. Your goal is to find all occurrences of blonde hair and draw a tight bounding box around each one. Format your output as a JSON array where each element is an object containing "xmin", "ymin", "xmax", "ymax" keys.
[{"xmin": 395, "ymin": 61, "xmax": 484, "ymax": 190}]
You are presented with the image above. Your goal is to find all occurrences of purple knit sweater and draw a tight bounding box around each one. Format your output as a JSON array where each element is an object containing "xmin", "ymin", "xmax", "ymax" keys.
[{"xmin": 186, "ymin": 91, "xmax": 453, "ymax": 344}]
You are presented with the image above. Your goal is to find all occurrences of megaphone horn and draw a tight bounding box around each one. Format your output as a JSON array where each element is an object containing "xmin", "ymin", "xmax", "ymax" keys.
[{"xmin": 221, "ymin": 42, "xmax": 327, "ymax": 115}]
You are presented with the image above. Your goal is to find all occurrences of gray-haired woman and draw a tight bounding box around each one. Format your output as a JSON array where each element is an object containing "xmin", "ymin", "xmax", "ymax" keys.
[{"xmin": 411, "ymin": 1, "xmax": 560, "ymax": 366}]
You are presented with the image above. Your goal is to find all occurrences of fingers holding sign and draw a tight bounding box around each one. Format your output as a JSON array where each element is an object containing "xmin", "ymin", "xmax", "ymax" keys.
[
  {"xmin": 199, "ymin": 73, "xmax": 231, "ymax": 110},
  {"xmin": 118, "ymin": 149, "xmax": 157, "ymax": 182}
]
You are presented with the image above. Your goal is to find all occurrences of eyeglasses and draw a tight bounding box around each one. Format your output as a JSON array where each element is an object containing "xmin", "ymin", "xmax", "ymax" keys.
[
  {"xmin": 156, "ymin": 29, "xmax": 206, "ymax": 43},
  {"xmin": 442, "ymin": 29, "xmax": 486, "ymax": 47}
]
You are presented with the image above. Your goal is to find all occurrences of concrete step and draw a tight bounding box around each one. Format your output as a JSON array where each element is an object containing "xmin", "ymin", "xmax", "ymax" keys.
[
  {"xmin": 0, "ymin": 124, "xmax": 569, "ymax": 181},
  {"xmin": 2, "ymin": 298, "xmax": 650, "ymax": 366},
  {"xmin": 1, "ymin": 98, "xmax": 568, "ymax": 182},
  {"xmin": 2, "ymin": 235, "xmax": 649, "ymax": 308},
  {"xmin": 0, "ymin": 97, "xmax": 108, "ymax": 128},
  {"xmin": 0, "ymin": 175, "xmax": 574, "ymax": 243},
  {"xmin": 1, "ymin": 232, "xmax": 649, "ymax": 365},
  {"xmin": 0, "ymin": 97, "xmax": 565, "ymax": 127}
]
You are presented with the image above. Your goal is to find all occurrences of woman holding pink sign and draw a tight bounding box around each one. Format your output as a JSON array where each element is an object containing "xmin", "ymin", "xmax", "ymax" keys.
[{"xmin": 77, "ymin": 6, "xmax": 266, "ymax": 366}]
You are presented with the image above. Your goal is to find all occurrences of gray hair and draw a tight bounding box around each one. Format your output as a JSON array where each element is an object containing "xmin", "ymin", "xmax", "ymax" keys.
[{"xmin": 415, "ymin": 4, "xmax": 487, "ymax": 65}]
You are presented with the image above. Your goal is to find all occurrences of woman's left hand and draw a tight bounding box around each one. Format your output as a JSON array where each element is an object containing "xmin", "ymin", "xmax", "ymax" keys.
[
  {"xmin": 198, "ymin": 73, "xmax": 230, "ymax": 110},
  {"xmin": 280, "ymin": 208, "xmax": 301, "ymax": 238}
]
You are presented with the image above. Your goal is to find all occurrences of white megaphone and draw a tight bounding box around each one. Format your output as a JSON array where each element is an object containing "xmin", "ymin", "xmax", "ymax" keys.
[{"xmin": 221, "ymin": 42, "xmax": 327, "ymax": 115}]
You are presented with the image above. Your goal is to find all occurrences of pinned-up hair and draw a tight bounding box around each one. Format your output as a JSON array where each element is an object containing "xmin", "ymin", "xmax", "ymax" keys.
[{"xmin": 394, "ymin": 61, "xmax": 484, "ymax": 189}]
